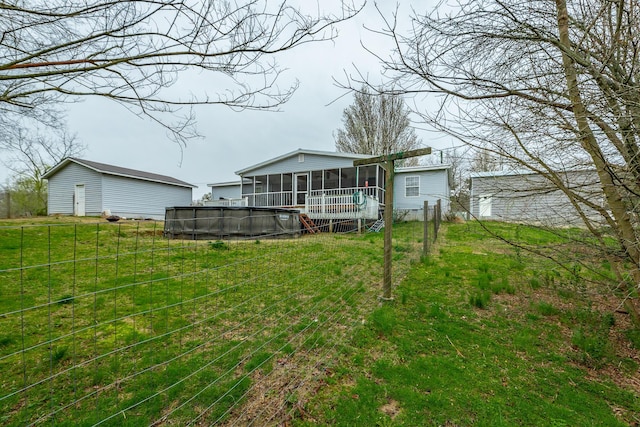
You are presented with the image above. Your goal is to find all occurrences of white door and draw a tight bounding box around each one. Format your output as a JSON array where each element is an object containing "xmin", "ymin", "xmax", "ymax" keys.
[
  {"xmin": 74, "ymin": 184, "xmax": 86, "ymax": 216},
  {"xmin": 479, "ymin": 194, "xmax": 492, "ymax": 218},
  {"xmin": 294, "ymin": 173, "xmax": 309, "ymax": 206}
]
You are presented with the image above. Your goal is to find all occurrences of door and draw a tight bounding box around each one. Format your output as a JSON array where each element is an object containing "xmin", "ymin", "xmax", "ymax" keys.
[
  {"xmin": 294, "ymin": 174, "xmax": 309, "ymax": 205},
  {"xmin": 74, "ymin": 184, "xmax": 86, "ymax": 216},
  {"xmin": 478, "ymin": 194, "xmax": 492, "ymax": 218}
]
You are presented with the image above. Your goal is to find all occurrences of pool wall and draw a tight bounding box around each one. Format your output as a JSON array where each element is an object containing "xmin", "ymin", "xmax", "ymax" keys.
[{"xmin": 164, "ymin": 206, "xmax": 301, "ymax": 240}]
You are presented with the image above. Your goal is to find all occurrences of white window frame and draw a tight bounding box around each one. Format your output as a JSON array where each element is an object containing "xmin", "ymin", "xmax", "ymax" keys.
[{"xmin": 405, "ymin": 176, "xmax": 420, "ymax": 197}]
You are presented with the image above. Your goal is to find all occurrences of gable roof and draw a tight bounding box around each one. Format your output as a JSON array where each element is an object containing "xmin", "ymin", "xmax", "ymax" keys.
[
  {"xmin": 207, "ymin": 180, "xmax": 248, "ymax": 188},
  {"xmin": 396, "ymin": 164, "xmax": 452, "ymax": 173},
  {"xmin": 235, "ymin": 149, "xmax": 372, "ymax": 175},
  {"xmin": 43, "ymin": 157, "xmax": 196, "ymax": 188},
  {"xmin": 469, "ymin": 169, "xmax": 535, "ymax": 179}
]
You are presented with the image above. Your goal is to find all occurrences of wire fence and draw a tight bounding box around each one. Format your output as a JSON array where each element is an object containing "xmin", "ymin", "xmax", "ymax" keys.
[{"xmin": 0, "ymin": 215, "xmax": 426, "ymax": 426}]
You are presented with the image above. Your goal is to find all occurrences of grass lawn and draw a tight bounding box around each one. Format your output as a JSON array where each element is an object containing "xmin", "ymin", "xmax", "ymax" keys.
[
  {"xmin": 299, "ymin": 222, "xmax": 640, "ymax": 426},
  {"xmin": 1, "ymin": 218, "xmax": 638, "ymax": 425},
  {"xmin": 0, "ymin": 218, "xmax": 424, "ymax": 425}
]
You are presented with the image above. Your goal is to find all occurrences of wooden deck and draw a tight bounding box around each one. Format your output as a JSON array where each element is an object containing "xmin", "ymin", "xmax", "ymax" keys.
[{"xmin": 206, "ymin": 191, "xmax": 381, "ymax": 221}]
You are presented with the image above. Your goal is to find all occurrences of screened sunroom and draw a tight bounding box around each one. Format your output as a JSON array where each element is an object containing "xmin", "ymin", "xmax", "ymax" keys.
[{"xmin": 239, "ymin": 164, "xmax": 386, "ymax": 220}]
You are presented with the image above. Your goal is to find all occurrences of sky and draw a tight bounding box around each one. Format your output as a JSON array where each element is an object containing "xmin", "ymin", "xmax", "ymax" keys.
[{"xmin": 3, "ymin": 1, "xmax": 454, "ymax": 199}]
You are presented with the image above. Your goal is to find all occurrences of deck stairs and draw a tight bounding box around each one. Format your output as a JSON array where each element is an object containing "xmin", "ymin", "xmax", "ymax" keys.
[
  {"xmin": 369, "ymin": 219, "xmax": 385, "ymax": 232},
  {"xmin": 299, "ymin": 214, "xmax": 319, "ymax": 234}
]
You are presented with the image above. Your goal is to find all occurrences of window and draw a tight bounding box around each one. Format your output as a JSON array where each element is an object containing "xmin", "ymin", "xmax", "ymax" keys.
[
  {"xmin": 358, "ymin": 165, "xmax": 377, "ymax": 187},
  {"xmin": 324, "ymin": 169, "xmax": 339, "ymax": 189},
  {"xmin": 254, "ymin": 175, "xmax": 267, "ymax": 193},
  {"xmin": 312, "ymin": 170, "xmax": 323, "ymax": 190},
  {"xmin": 268, "ymin": 174, "xmax": 281, "ymax": 192},
  {"xmin": 341, "ymin": 167, "xmax": 357, "ymax": 188},
  {"xmin": 298, "ymin": 153, "xmax": 305, "ymax": 162},
  {"xmin": 405, "ymin": 176, "xmax": 420, "ymax": 197},
  {"xmin": 282, "ymin": 174, "xmax": 292, "ymax": 191}
]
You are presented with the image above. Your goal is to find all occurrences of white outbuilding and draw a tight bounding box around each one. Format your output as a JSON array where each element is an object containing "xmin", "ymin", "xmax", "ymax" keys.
[{"xmin": 43, "ymin": 158, "xmax": 195, "ymax": 220}]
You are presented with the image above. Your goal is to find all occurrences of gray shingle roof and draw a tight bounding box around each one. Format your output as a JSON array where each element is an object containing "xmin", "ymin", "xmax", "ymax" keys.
[{"xmin": 43, "ymin": 158, "xmax": 196, "ymax": 188}]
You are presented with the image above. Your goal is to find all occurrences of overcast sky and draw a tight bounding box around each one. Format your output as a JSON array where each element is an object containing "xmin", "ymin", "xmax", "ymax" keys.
[{"xmin": 3, "ymin": 1, "xmax": 454, "ymax": 199}]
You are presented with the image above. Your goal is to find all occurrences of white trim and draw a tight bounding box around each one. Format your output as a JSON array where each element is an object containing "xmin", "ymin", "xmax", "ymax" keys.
[
  {"xmin": 396, "ymin": 164, "xmax": 452, "ymax": 173},
  {"xmin": 74, "ymin": 184, "xmax": 86, "ymax": 216},
  {"xmin": 293, "ymin": 172, "xmax": 310, "ymax": 205}
]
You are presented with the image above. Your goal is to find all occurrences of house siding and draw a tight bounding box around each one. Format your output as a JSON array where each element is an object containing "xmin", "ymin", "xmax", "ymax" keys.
[
  {"xmin": 102, "ymin": 175, "xmax": 192, "ymax": 219},
  {"xmin": 211, "ymin": 183, "xmax": 242, "ymax": 200},
  {"xmin": 208, "ymin": 150, "xmax": 451, "ymax": 222},
  {"xmin": 470, "ymin": 171, "xmax": 602, "ymax": 226},
  {"xmin": 47, "ymin": 162, "xmax": 103, "ymax": 215},
  {"xmin": 394, "ymin": 169, "xmax": 450, "ymax": 220},
  {"xmin": 240, "ymin": 153, "xmax": 361, "ymax": 176}
]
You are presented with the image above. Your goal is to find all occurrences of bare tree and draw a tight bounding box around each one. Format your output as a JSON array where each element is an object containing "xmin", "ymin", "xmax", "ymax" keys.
[
  {"xmin": 442, "ymin": 147, "xmax": 471, "ymax": 215},
  {"xmin": 0, "ymin": 0, "xmax": 362, "ymax": 146},
  {"xmin": 359, "ymin": 1, "xmax": 640, "ymax": 320},
  {"xmin": 469, "ymin": 149, "xmax": 502, "ymax": 174},
  {"xmin": 334, "ymin": 86, "xmax": 421, "ymax": 165},
  {"xmin": 1, "ymin": 124, "xmax": 84, "ymax": 215}
]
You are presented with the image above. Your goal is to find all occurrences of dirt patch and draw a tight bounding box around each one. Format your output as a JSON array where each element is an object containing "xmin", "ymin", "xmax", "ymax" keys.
[
  {"xmin": 218, "ymin": 351, "xmax": 331, "ymax": 426},
  {"xmin": 379, "ymin": 398, "xmax": 401, "ymax": 419}
]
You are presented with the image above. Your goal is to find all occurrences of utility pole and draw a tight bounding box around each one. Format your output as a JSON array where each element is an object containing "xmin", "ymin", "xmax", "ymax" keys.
[{"xmin": 354, "ymin": 148, "xmax": 431, "ymax": 300}]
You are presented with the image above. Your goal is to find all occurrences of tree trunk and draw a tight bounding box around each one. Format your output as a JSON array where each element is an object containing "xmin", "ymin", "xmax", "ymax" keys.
[{"xmin": 555, "ymin": 0, "xmax": 640, "ymax": 324}]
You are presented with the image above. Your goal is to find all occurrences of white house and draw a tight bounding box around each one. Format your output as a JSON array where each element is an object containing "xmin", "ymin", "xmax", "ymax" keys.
[
  {"xmin": 43, "ymin": 158, "xmax": 196, "ymax": 220},
  {"xmin": 207, "ymin": 149, "xmax": 451, "ymax": 221}
]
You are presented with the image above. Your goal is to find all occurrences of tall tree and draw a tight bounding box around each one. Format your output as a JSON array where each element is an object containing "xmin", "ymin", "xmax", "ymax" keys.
[
  {"xmin": 1, "ymin": 124, "xmax": 84, "ymax": 216},
  {"xmin": 334, "ymin": 86, "xmax": 421, "ymax": 165},
  {"xmin": 0, "ymin": 0, "xmax": 361, "ymax": 146},
  {"xmin": 363, "ymin": 1, "xmax": 640, "ymax": 321}
]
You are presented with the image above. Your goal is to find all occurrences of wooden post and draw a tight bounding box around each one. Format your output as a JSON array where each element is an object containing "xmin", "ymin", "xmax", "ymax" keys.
[
  {"xmin": 435, "ymin": 199, "xmax": 442, "ymax": 241},
  {"xmin": 382, "ymin": 160, "xmax": 394, "ymax": 300},
  {"xmin": 423, "ymin": 200, "xmax": 429, "ymax": 256},
  {"xmin": 354, "ymin": 148, "xmax": 431, "ymax": 301}
]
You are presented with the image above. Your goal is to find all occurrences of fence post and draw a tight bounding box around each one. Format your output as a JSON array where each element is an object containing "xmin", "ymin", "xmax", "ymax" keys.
[
  {"xmin": 382, "ymin": 160, "xmax": 394, "ymax": 300},
  {"xmin": 423, "ymin": 200, "xmax": 429, "ymax": 256},
  {"xmin": 353, "ymin": 148, "xmax": 432, "ymax": 301},
  {"xmin": 434, "ymin": 199, "xmax": 442, "ymax": 241}
]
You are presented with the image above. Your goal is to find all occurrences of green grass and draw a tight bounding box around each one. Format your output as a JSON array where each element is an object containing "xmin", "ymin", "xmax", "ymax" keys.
[
  {"xmin": 0, "ymin": 218, "xmax": 425, "ymax": 426},
  {"xmin": 299, "ymin": 221, "xmax": 640, "ymax": 426},
  {"xmin": 1, "ymin": 219, "xmax": 638, "ymax": 426}
]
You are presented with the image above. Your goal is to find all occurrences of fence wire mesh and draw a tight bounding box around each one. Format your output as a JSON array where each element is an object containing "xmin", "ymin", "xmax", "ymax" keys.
[{"xmin": 0, "ymin": 215, "xmax": 425, "ymax": 426}]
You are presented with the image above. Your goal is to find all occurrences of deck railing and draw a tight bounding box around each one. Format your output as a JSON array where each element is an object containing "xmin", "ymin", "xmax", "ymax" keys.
[
  {"xmin": 308, "ymin": 187, "xmax": 380, "ymax": 200},
  {"xmin": 251, "ymin": 192, "xmax": 294, "ymax": 207},
  {"xmin": 205, "ymin": 197, "xmax": 249, "ymax": 207},
  {"xmin": 306, "ymin": 192, "xmax": 380, "ymax": 220},
  {"xmin": 241, "ymin": 187, "xmax": 383, "ymax": 219}
]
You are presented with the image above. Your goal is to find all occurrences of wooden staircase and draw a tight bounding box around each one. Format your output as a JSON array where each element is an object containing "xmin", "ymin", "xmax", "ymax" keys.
[
  {"xmin": 299, "ymin": 214, "xmax": 319, "ymax": 234},
  {"xmin": 369, "ymin": 219, "xmax": 385, "ymax": 232}
]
